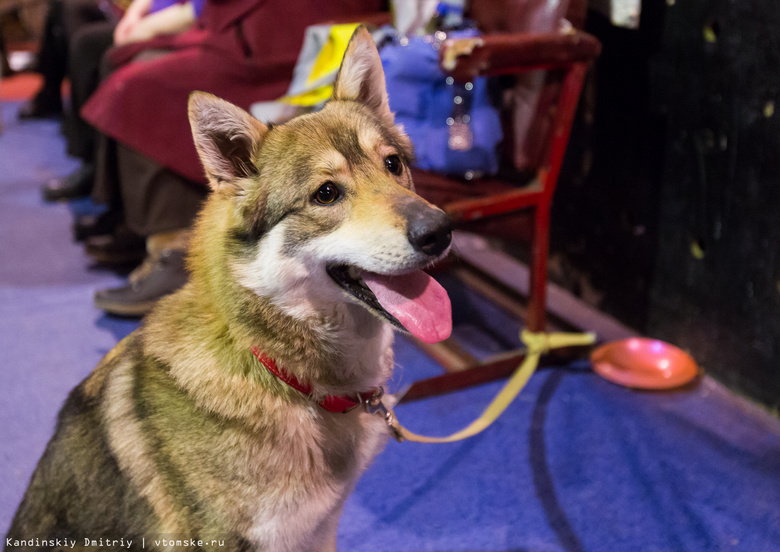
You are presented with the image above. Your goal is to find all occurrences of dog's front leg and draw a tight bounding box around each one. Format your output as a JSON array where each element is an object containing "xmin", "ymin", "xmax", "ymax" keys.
[{"xmin": 308, "ymin": 502, "xmax": 344, "ymax": 552}]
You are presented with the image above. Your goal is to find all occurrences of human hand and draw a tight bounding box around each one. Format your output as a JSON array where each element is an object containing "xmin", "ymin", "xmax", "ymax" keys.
[
  {"xmin": 116, "ymin": 2, "xmax": 196, "ymax": 45},
  {"xmin": 113, "ymin": 0, "xmax": 153, "ymax": 45},
  {"xmin": 114, "ymin": 11, "xmax": 143, "ymax": 45}
]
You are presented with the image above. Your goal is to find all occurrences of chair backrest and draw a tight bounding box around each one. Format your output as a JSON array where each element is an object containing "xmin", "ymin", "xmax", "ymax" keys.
[
  {"xmin": 465, "ymin": 0, "xmax": 588, "ymax": 174},
  {"xmin": 468, "ymin": 0, "xmax": 586, "ymax": 33}
]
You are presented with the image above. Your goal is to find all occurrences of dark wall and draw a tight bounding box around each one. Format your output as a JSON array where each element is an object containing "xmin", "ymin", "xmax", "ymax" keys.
[
  {"xmin": 551, "ymin": 1, "xmax": 780, "ymax": 410},
  {"xmin": 648, "ymin": 0, "xmax": 780, "ymax": 409},
  {"xmin": 552, "ymin": 4, "xmax": 666, "ymax": 330}
]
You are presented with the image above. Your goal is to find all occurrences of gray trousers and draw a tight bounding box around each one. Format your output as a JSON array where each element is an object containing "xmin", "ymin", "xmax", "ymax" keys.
[{"xmin": 93, "ymin": 139, "xmax": 207, "ymax": 237}]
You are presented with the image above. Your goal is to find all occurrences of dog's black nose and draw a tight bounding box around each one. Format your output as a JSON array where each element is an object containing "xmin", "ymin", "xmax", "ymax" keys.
[{"xmin": 407, "ymin": 205, "xmax": 453, "ymax": 257}]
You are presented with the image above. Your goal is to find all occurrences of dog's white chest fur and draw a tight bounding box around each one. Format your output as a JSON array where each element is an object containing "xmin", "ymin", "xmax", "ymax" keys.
[{"xmin": 245, "ymin": 404, "xmax": 390, "ymax": 552}]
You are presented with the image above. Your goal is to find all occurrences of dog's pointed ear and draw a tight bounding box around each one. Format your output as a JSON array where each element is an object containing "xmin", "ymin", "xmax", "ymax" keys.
[
  {"xmin": 188, "ymin": 92, "xmax": 267, "ymax": 191},
  {"xmin": 332, "ymin": 27, "xmax": 393, "ymax": 125}
]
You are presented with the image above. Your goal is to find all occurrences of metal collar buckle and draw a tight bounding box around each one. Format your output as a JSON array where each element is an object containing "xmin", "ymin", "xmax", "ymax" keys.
[{"xmin": 361, "ymin": 387, "xmax": 405, "ymax": 442}]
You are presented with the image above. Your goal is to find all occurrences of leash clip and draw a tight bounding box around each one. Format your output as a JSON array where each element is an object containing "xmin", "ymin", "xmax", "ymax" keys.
[{"xmin": 362, "ymin": 387, "xmax": 405, "ymax": 443}]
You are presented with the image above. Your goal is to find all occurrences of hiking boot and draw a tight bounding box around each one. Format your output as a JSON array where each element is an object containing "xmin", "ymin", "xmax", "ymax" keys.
[{"xmin": 93, "ymin": 249, "xmax": 189, "ymax": 317}]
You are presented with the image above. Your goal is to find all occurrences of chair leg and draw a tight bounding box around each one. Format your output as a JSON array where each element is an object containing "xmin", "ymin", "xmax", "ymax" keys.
[
  {"xmin": 398, "ymin": 345, "xmax": 590, "ymax": 404},
  {"xmin": 523, "ymin": 64, "xmax": 589, "ymax": 332},
  {"xmin": 527, "ymin": 203, "xmax": 550, "ymax": 332}
]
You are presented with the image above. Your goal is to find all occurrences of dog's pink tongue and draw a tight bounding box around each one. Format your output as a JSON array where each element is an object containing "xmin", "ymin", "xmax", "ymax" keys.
[{"xmin": 362, "ymin": 270, "xmax": 452, "ymax": 344}]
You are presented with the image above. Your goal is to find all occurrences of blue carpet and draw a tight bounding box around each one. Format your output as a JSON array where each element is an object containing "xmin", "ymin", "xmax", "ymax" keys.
[{"xmin": 2, "ymin": 100, "xmax": 780, "ymax": 551}]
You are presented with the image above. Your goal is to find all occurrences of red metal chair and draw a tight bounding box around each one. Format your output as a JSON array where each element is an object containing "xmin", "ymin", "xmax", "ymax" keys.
[{"xmin": 399, "ymin": 0, "xmax": 602, "ymax": 401}]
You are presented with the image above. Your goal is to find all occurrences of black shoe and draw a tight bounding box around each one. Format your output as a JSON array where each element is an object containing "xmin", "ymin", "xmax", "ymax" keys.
[
  {"xmin": 42, "ymin": 164, "xmax": 95, "ymax": 202},
  {"xmin": 84, "ymin": 225, "xmax": 146, "ymax": 266},
  {"xmin": 94, "ymin": 249, "xmax": 189, "ymax": 317},
  {"xmin": 18, "ymin": 96, "xmax": 63, "ymax": 120},
  {"xmin": 73, "ymin": 210, "xmax": 122, "ymax": 242}
]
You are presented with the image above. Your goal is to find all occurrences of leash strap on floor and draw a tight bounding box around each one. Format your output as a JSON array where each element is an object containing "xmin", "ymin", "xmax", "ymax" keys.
[{"xmin": 368, "ymin": 331, "xmax": 597, "ymax": 443}]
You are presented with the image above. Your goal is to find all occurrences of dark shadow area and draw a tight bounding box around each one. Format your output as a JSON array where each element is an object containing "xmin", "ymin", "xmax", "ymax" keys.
[
  {"xmin": 378, "ymin": 437, "xmax": 481, "ymax": 525},
  {"xmin": 528, "ymin": 370, "xmax": 585, "ymax": 552}
]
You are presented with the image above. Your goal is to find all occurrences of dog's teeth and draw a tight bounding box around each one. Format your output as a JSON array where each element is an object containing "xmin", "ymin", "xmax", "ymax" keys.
[{"xmin": 348, "ymin": 267, "xmax": 360, "ymax": 280}]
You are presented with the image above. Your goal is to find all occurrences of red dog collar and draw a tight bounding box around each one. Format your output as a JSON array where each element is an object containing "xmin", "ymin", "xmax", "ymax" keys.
[{"xmin": 250, "ymin": 347, "xmax": 380, "ymax": 413}]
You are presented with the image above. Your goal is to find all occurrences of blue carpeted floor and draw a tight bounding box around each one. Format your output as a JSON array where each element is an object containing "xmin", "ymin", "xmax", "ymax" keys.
[{"xmin": 2, "ymin": 100, "xmax": 780, "ymax": 551}]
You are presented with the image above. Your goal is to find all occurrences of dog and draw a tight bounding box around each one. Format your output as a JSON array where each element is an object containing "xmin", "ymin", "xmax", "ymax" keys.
[{"xmin": 5, "ymin": 27, "xmax": 453, "ymax": 552}]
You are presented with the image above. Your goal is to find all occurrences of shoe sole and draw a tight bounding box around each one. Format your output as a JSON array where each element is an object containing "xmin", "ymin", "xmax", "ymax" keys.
[
  {"xmin": 43, "ymin": 190, "xmax": 91, "ymax": 203},
  {"xmin": 85, "ymin": 250, "xmax": 146, "ymax": 267},
  {"xmin": 93, "ymin": 296, "xmax": 157, "ymax": 318},
  {"xmin": 73, "ymin": 212, "xmax": 122, "ymax": 242}
]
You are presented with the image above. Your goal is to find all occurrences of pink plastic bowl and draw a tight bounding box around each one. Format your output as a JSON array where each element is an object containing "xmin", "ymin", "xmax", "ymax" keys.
[{"xmin": 590, "ymin": 338, "xmax": 700, "ymax": 390}]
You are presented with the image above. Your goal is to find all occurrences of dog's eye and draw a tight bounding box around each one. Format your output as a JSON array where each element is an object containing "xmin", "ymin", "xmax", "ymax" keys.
[
  {"xmin": 314, "ymin": 182, "xmax": 340, "ymax": 205},
  {"xmin": 385, "ymin": 155, "xmax": 402, "ymax": 176}
]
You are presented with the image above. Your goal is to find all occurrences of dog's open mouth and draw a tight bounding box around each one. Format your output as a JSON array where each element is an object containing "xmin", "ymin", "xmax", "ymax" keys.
[{"xmin": 326, "ymin": 265, "xmax": 452, "ymax": 344}]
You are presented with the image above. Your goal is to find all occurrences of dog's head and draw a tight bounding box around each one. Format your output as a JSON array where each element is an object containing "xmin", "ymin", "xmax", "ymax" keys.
[{"xmin": 188, "ymin": 28, "xmax": 452, "ymax": 345}]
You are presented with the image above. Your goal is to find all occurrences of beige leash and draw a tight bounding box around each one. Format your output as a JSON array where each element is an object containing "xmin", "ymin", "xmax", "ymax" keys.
[{"xmin": 368, "ymin": 330, "xmax": 597, "ymax": 443}]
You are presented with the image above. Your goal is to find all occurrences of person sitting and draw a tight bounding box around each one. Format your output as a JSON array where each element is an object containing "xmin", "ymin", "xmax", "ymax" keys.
[
  {"xmin": 76, "ymin": 0, "xmax": 381, "ymax": 316},
  {"xmin": 16, "ymin": 0, "xmax": 140, "ymax": 119},
  {"xmin": 41, "ymin": 0, "xmax": 202, "ymax": 201}
]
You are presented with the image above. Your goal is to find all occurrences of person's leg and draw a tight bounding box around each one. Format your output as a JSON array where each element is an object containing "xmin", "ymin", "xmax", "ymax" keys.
[
  {"xmin": 72, "ymin": 131, "xmax": 135, "ymax": 245},
  {"xmin": 117, "ymin": 145, "xmax": 207, "ymax": 237},
  {"xmin": 0, "ymin": 23, "xmax": 11, "ymax": 76},
  {"xmin": 18, "ymin": 0, "xmax": 67, "ymax": 119},
  {"xmin": 43, "ymin": 18, "xmax": 114, "ymax": 202},
  {"xmin": 60, "ymin": 0, "xmax": 107, "ymax": 38},
  {"xmin": 63, "ymin": 20, "xmax": 114, "ymax": 160},
  {"xmin": 19, "ymin": 0, "xmax": 106, "ymax": 121},
  {"xmin": 92, "ymin": 144, "xmax": 208, "ymax": 316}
]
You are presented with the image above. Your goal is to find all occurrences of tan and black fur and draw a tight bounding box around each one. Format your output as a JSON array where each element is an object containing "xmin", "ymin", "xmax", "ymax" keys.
[{"xmin": 6, "ymin": 28, "xmax": 452, "ymax": 552}]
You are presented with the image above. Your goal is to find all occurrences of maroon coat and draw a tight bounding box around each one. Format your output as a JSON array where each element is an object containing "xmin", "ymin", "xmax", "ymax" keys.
[{"xmin": 82, "ymin": 0, "xmax": 382, "ymax": 183}]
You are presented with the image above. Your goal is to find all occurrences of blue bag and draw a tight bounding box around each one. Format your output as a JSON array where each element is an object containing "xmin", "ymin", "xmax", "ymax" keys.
[{"xmin": 380, "ymin": 30, "xmax": 503, "ymax": 178}]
